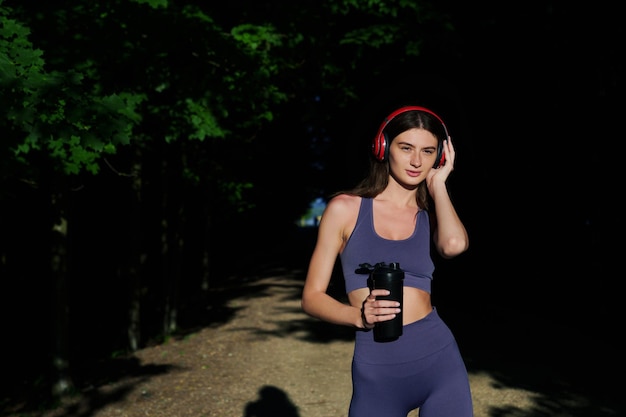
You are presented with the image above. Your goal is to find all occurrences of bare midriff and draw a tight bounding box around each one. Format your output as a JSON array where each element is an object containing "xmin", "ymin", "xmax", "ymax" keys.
[{"xmin": 348, "ymin": 286, "xmax": 433, "ymax": 325}]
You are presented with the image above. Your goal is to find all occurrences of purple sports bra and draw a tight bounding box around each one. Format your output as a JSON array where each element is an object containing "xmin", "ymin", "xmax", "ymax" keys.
[{"xmin": 340, "ymin": 197, "xmax": 434, "ymax": 294}]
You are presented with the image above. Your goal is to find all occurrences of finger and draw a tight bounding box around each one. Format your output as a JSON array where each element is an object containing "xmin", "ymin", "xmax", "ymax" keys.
[
  {"xmin": 370, "ymin": 289, "xmax": 390, "ymax": 298},
  {"xmin": 368, "ymin": 310, "xmax": 399, "ymax": 324},
  {"xmin": 370, "ymin": 304, "xmax": 401, "ymax": 317}
]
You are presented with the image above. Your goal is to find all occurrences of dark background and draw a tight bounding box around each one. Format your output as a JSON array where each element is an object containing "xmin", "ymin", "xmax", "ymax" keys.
[{"xmin": 1, "ymin": 0, "xmax": 623, "ymax": 415}]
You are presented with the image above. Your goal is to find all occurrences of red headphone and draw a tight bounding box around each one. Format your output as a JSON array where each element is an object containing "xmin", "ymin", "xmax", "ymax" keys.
[{"xmin": 371, "ymin": 105, "xmax": 448, "ymax": 168}]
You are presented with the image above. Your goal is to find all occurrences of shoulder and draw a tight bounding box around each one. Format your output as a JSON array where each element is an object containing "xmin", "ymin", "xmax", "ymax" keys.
[
  {"xmin": 321, "ymin": 194, "xmax": 362, "ymax": 243},
  {"xmin": 319, "ymin": 194, "xmax": 361, "ymax": 230},
  {"xmin": 325, "ymin": 194, "xmax": 361, "ymax": 217}
]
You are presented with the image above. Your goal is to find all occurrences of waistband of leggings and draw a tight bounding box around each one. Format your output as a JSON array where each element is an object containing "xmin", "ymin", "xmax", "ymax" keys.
[{"xmin": 353, "ymin": 307, "xmax": 456, "ymax": 364}]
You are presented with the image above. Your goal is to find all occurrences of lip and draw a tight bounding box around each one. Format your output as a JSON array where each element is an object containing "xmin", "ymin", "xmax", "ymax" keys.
[{"xmin": 406, "ymin": 170, "xmax": 421, "ymax": 177}]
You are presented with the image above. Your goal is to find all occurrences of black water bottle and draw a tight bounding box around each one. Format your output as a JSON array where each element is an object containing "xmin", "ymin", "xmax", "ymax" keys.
[{"xmin": 370, "ymin": 262, "xmax": 404, "ymax": 342}]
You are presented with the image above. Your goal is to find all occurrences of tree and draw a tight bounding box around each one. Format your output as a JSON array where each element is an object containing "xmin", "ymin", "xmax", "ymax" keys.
[{"xmin": 1, "ymin": 0, "xmax": 458, "ymax": 402}]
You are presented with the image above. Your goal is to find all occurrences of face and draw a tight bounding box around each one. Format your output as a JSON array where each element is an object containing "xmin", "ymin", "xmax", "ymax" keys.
[{"xmin": 388, "ymin": 128, "xmax": 439, "ymax": 186}]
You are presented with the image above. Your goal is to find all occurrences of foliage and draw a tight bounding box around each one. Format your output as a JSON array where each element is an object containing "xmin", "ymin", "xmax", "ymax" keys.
[
  {"xmin": 0, "ymin": 4, "xmax": 144, "ymax": 178},
  {"xmin": 1, "ymin": 0, "xmax": 456, "ymax": 188}
]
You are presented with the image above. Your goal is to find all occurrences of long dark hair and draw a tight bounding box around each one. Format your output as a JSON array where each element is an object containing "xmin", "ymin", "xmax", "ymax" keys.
[{"xmin": 334, "ymin": 108, "xmax": 447, "ymax": 211}]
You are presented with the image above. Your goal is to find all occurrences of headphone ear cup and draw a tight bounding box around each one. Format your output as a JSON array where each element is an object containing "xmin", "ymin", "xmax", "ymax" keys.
[
  {"xmin": 433, "ymin": 141, "xmax": 445, "ymax": 168},
  {"xmin": 372, "ymin": 131, "xmax": 388, "ymax": 161}
]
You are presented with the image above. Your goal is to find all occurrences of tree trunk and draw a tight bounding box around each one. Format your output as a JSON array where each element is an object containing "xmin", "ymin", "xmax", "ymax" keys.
[
  {"xmin": 126, "ymin": 151, "xmax": 144, "ymax": 352},
  {"xmin": 49, "ymin": 180, "xmax": 73, "ymax": 396},
  {"xmin": 161, "ymin": 142, "xmax": 183, "ymax": 337}
]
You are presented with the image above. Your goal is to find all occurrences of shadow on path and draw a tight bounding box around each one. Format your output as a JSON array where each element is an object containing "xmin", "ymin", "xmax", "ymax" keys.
[{"xmin": 243, "ymin": 385, "xmax": 300, "ymax": 417}]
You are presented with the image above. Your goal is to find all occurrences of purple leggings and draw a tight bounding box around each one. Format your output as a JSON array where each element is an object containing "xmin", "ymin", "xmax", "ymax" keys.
[{"xmin": 349, "ymin": 308, "xmax": 473, "ymax": 417}]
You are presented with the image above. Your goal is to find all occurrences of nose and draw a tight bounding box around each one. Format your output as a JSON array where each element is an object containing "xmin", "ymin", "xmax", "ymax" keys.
[{"xmin": 410, "ymin": 154, "xmax": 421, "ymax": 167}]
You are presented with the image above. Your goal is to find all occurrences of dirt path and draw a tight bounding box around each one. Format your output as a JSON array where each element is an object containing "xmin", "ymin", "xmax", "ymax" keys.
[{"xmin": 30, "ymin": 270, "xmax": 550, "ymax": 417}]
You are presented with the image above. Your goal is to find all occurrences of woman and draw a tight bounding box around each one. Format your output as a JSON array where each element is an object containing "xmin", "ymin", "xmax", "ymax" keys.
[{"xmin": 301, "ymin": 105, "xmax": 473, "ymax": 416}]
